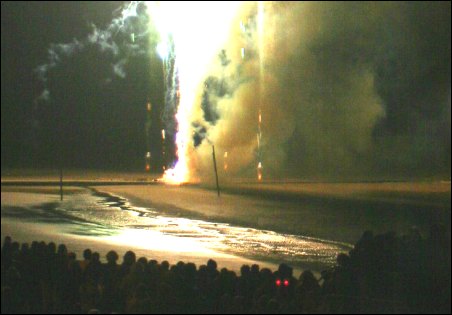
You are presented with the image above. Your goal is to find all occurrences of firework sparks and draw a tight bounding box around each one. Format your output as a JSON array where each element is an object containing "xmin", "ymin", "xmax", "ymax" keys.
[{"xmin": 147, "ymin": 1, "xmax": 242, "ymax": 184}]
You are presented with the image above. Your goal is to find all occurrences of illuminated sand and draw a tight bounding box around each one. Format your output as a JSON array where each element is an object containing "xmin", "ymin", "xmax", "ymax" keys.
[
  {"xmin": 1, "ymin": 188, "xmax": 282, "ymax": 274},
  {"xmin": 1, "ymin": 185, "xmax": 353, "ymax": 272},
  {"xmin": 2, "ymin": 176, "xmax": 450, "ymax": 274},
  {"xmin": 95, "ymin": 181, "xmax": 451, "ymax": 244},
  {"xmin": 1, "ymin": 216, "xmax": 266, "ymax": 274}
]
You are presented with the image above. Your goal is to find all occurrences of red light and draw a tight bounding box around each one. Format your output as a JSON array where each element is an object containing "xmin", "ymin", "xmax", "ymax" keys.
[
  {"xmin": 284, "ymin": 279, "xmax": 289, "ymax": 287},
  {"xmin": 145, "ymin": 164, "xmax": 150, "ymax": 171},
  {"xmin": 275, "ymin": 279, "xmax": 281, "ymax": 286}
]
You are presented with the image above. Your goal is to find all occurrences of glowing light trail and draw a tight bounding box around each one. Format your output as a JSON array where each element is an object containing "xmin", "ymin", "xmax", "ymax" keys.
[
  {"xmin": 257, "ymin": 1, "xmax": 265, "ymax": 182},
  {"xmin": 146, "ymin": 1, "xmax": 241, "ymax": 184}
]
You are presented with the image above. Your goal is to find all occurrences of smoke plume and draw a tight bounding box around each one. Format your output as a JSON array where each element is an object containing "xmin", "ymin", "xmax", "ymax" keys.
[
  {"xmin": 35, "ymin": 1, "xmax": 150, "ymax": 101},
  {"xmin": 190, "ymin": 2, "xmax": 450, "ymax": 181}
]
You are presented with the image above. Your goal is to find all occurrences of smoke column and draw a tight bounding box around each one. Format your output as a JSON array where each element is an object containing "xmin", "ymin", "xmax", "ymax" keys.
[
  {"xmin": 35, "ymin": 2, "xmax": 450, "ymax": 181},
  {"xmin": 184, "ymin": 2, "xmax": 450, "ymax": 182}
]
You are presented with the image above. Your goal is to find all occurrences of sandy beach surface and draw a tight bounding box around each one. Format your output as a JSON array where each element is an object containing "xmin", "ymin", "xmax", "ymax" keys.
[
  {"xmin": 1, "ymin": 186, "xmax": 286, "ymax": 275},
  {"xmin": 95, "ymin": 181, "xmax": 451, "ymax": 243},
  {"xmin": 2, "ymin": 172, "xmax": 450, "ymax": 275}
]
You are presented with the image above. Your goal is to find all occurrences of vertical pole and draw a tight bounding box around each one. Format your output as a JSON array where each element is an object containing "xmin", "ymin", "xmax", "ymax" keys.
[
  {"xmin": 59, "ymin": 167, "xmax": 63, "ymax": 201},
  {"xmin": 212, "ymin": 145, "xmax": 220, "ymax": 197},
  {"xmin": 58, "ymin": 96, "xmax": 64, "ymax": 201}
]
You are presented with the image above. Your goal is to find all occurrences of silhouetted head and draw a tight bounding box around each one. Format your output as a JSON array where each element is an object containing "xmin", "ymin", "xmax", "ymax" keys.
[
  {"xmin": 68, "ymin": 252, "xmax": 76, "ymax": 261},
  {"xmin": 251, "ymin": 264, "xmax": 260, "ymax": 274},
  {"xmin": 123, "ymin": 251, "xmax": 136, "ymax": 266},
  {"xmin": 106, "ymin": 250, "xmax": 119, "ymax": 264},
  {"xmin": 137, "ymin": 257, "xmax": 148, "ymax": 266},
  {"xmin": 57, "ymin": 244, "xmax": 67, "ymax": 256},
  {"xmin": 183, "ymin": 262, "xmax": 197, "ymax": 280},
  {"xmin": 299, "ymin": 270, "xmax": 318, "ymax": 290},
  {"xmin": 199, "ymin": 264, "xmax": 208, "ymax": 275},
  {"xmin": 39, "ymin": 241, "xmax": 46, "ymax": 250},
  {"xmin": 92, "ymin": 252, "xmax": 100, "ymax": 263},
  {"xmin": 277, "ymin": 263, "xmax": 293, "ymax": 278},
  {"xmin": 131, "ymin": 262, "xmax": 145, "ymax": 275},
  {"xmin": 148, "ymin": 260, "xmax": 158, "ymax": 268},
  {"xmin": 185, "ymin": 262, "xmax": 196, "ymax": 273},
  {"xmin": 176, "ymin": 261, "xmax": 185, "ymax": 268},
  {"xmin": 47, "ymin": 242, "xmax": 56, "ymax": 255},
  {"xmin": 240, "ymin": 264, "xmax": 251, "ymax": 277},
  {"xmin": 3, "ymin": 236, "xmax": 12, "ymax": 247},
  {"xmin": 11, "ymin": 242, "xmax": 20, "ymax": 253},
  {"xmin": 160, "ymin": 260, "xmax": 170, "ymax": 271},
  {"xmin": 336, "ymin": 253, "xmax": 350, "ymax": 268},
  {"xmin": 260, "ymin": 268, "xmax": 273, "ymax": 280},
  {"xmin": 207, "ymin": 259, "xmax": 217, "ymax": 270},
  {"xmin": 36, "ymin": 242, "xmax": 46, "ymax": 256},
  {"xmin": 30, "ymin": 241, "xmax": 39, "ymax": 254},
  {"xmin": 20, "ymin": 243, "xmax": 29, "ymax": 253},
  {"xmin": 83, "ymin": 248, "xmax": 92, "ymax": 261}
]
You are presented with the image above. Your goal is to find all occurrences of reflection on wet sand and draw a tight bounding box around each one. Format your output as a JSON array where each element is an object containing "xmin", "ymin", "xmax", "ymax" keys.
[{"xmin": 38, "ymin": 190, "xmax": 352, "ymax": 271}]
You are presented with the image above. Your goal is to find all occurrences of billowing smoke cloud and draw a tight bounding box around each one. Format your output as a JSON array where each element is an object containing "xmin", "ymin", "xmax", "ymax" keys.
[
  {"xmin": 32, "ymin": 1, "xmax": 449, "ymax": 180},
  {"xmin": 190, "ymin": 1, "xmax": 450, "ymax": 181},
  {"xmin": 35, "ymin": 1, "xmax": 150, "ymax": 101}
]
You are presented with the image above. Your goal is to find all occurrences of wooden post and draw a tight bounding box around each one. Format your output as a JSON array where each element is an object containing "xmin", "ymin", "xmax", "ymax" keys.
[
  {"xmin": 212, "ymin": 145, "xmax": 220, "ymax": 197},
  {"xmin": 59, "ymin": 167, "xmax": 63, "ymax": 201}
]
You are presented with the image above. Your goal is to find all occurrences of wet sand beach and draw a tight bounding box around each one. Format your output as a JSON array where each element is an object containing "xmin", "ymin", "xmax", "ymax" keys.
[{"xmin": 2, "ymin": 171, "xmax": 450, "ymax": 274}]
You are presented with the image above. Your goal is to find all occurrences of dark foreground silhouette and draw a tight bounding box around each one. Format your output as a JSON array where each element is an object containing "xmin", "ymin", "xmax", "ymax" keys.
[{"xmin": 1, "ymin": 225, "xmax": 450, "ymax": 314}]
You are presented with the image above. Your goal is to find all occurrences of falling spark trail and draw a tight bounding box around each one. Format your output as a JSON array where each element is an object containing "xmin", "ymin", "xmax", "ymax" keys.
[
  {"xmin": 257, "ymin": 1, "xmax": 265, "ymax": 181},
  {"xmin": 147, "ymin": 2, "xmax": 241, "ymax": 184}
]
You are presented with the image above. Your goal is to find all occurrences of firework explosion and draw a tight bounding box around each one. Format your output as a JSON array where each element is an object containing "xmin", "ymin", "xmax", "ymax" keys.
[
  {"xmin": 36, "ymin": 1, "xmax": 265, "ymax": 185},
  {"xmin": 34, "ymin": 2, "xmax": 449, "ymax": 182},
  {"xmin": 146, "ymin": 2, "xmax": 244, "ymax": 184}
]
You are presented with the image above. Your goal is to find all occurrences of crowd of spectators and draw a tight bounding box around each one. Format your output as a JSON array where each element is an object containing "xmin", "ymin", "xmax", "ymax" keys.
[{"xmin": 1, "ymin": 224, "xmax": 450, "ymax": 314}]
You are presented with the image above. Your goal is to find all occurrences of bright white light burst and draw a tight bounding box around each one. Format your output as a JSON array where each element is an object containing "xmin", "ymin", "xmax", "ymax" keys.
[{"xmin": 146, "ymin": 1, "xmax": 242, "ymax": 184}]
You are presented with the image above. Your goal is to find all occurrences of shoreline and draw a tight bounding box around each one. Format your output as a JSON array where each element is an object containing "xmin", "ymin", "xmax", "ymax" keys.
[
  {"xmin": 3, "ymin": 180, "xmax": 450, "ymax": 242},
  {"xmin": 2, "ymin": 180, "xmax": 451, "ymax": 274},
  {"xmin": 0, "ymin": 187, "xmax": 289, "ymax": 276},
  {"xmin": 91, "ymin": 183, "xmax": 451, "ymax": 244},
  {"xmin": 2, "ymin": 177, "xmax": 450, "ymax": 210}
]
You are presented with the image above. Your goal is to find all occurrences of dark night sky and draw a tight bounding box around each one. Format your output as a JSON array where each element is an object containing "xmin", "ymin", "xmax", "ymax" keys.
[
  {"xmin": 2, "ymin": 1, "xmax": 166, "ymax": 171},
  {"xmin": 1, "ymin": 1, "xmax": 451, "ymax": 179}
]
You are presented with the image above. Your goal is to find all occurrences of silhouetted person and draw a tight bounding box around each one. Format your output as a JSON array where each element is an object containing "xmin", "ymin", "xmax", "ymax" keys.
[
  {"xmin": 66, "ymin": 252, "xmax": 82, "ymax": 313},
  {"xmin": 52, "ymin": 243, "xmax": 70, "ymax": 313},
  {"xmin": 100, "ymin": 250, "xmax": 121, "ymax": 313},
  {"xmin": 80, "ymin": 248, "xmax": 92, "ymax": 272},
  {"xmin": 125, "ymin": 282, "xmax": 152, "ymax": 314},
  {"xmin": 295, "ymin": 270, "xmax": 321, "ymax": 313},
  {"xmin": 1, "ymin": 236, "xmax": 13, "ymax": 261},
  {"xmin": 120, "ymin": 250, "xmax": 137, "ymax": 278},
  {"xmin": 80, "ymin": 252, "xmax": 102, "ymax": 313}
]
